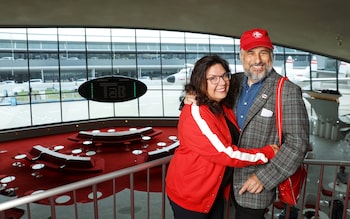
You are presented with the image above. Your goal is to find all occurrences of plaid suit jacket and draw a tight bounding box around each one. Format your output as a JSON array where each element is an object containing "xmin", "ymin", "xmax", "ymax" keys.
[{"xmin": 231, "ymin": 70, "xmax": 310, "ymax": 209}]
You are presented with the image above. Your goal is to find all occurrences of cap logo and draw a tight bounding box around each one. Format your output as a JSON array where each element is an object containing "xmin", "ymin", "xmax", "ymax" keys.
[{"xmin": 252, "ymin": 31, "xmax": 263, "ymax": 39}]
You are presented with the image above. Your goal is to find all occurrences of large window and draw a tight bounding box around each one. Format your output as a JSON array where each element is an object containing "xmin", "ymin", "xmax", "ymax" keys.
[{"xmin": 0, "ymin": 28, "xmax": 349, "ymax": 130}]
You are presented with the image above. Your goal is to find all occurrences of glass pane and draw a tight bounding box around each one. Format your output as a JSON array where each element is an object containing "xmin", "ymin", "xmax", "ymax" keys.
[
  {"xmin": 163, "ymin": 90, "xmax": 182, "ymax": 116},
  {"xmin": 89, "ymin": 101, "xmax": 115, "ymax": 119},
  {"xmin": 113, "ymin": 53, "xmax": 137, "ymax": 77},
  {"xmin": 114, "ymin": 99, "xmax": 139, "ymax": 116},
  {"xmin": 139, "ymin": 90, "xmax": 163, "ymax": 116},
  {"xmin": 86, "ymin": 28, "xmax": 113, "ymax": 80},
  {"xmin": 0, "ymin": 104, "xmax": 31, "ymax": 129},
  {"xmin": 26, "ymin": 28, "xmax": 61, "ymax": 125},
  {"xmin": 111, "ymin": 28, "xmax": 136, "ymax": 51},
  {"xmin": 160, "ymin": 30, "xmax": 185, "ymax": 51},
  {"xmin": 32, "ymin": 102, "xmax": 61, "ymax": 125},
  {"xmin": 62, "ymin": 100, "xmax": 89, "ymax": 122}
]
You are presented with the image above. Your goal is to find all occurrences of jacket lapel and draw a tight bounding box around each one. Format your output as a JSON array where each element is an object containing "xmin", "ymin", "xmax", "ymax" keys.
[{"xmin": 239, "ymin": 70, "xmax": 280, "ymax": 131}]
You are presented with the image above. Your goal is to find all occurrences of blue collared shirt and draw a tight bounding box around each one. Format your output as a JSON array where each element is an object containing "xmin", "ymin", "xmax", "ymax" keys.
[{"xmin": 236, "ymin": 76, "xmax": 264, "ymax": 129}]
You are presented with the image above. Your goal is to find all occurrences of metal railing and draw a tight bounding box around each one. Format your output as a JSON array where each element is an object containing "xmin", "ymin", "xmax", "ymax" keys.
[
  {"xmin": 268, "ymin": 152, "xmax": 350, "ymax": 219},
  {"xmin": 297, "ymin": 152, "xmax": 350, "ymax": 219},
  {"xmin": 1, "ymin": 152, "xmax": 350, "ymax": 219}
]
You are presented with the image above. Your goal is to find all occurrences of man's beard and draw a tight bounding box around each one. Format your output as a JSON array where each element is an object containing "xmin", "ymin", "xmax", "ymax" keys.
[{"xmin": 244, "ymin": 64, "xmax": 273, "ymax": 83}]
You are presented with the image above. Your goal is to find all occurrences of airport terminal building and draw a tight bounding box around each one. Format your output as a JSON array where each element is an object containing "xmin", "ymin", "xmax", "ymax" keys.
[{"xmin": 0, "ymin": 27, "xmax": 347, "ymax": 131}]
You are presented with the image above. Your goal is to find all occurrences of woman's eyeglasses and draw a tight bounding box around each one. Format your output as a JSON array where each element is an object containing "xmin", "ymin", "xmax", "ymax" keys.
[{"xmin": 206, "ymin": 72, "xmax": 231, "ymax": 84}]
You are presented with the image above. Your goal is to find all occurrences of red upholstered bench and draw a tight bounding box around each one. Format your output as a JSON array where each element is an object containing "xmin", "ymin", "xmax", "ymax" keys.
[
  {"xmin": 68, "ymin": 127, "xmax": 162, "ymax": 145},
  {"xmin": 305, "ymin": 193, "xmax": 318, "ymax": 209},
  {"xmin": 147, "ymin": 141, "xmax": 179, "ymax": 161},
  {"xmin": 3, "ymin": 207, "xmax": 25, "ymax": 219},
  {"xmin": 29, "ymin": 145, "xmax": 104, "ymax": 172}
]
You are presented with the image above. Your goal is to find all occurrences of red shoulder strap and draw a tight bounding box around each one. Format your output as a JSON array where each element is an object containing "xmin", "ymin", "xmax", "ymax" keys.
[{"xmin": 276, "ymin": 77, "xmax": 288, "ymax": 146}]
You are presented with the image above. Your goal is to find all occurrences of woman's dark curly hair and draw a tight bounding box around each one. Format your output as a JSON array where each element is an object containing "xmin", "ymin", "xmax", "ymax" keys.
[{"xmin": 184, "ymin": 55, "xmax": 236, "ymax": 115}]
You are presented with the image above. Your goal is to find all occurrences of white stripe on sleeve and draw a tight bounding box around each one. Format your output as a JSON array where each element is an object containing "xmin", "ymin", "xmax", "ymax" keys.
[{"xmin": 191, "ymin": 104, "xmax": 268, "ymax": 163}]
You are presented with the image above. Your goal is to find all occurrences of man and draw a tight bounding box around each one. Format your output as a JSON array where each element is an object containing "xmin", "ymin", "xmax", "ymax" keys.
[
  {"xmin": 230, "ymin": 28, "xmax": 310, "ymax": 218},
  {"xmin": 184, "ymin": 28, "xmax": 309, "ymax": 218}
]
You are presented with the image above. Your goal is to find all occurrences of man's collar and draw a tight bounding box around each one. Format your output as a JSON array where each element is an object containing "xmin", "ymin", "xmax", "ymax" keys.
[{"xmin": 243, "ymin": 75, "xmax": 266, "ymax": 87}]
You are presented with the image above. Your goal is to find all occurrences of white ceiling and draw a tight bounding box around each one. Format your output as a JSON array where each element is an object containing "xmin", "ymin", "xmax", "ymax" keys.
[{"xmin": 2, "ymin": 0, "xmax": 350, "ymax": 62}]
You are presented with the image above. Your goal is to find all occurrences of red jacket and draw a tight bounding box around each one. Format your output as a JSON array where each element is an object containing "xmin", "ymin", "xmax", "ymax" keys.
[{"xmin": 166, "ymin": 103, "xmax": 274, "ymax": 213}]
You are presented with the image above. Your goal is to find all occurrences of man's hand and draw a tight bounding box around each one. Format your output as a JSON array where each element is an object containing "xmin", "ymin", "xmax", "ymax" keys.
[
  {"xmin": 184, "ymin": 93, "xmax": 196, "ymax": 105},
  {"xmin": 238, "ymin": 173, "xmax": 264, "ymax": 195},
  {"xmin": 270, "ymin": 144, "xmax": 280, "ymax": 155}
]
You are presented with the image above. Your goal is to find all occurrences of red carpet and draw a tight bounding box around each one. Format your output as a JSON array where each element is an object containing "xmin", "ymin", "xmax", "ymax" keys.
[{"xmin": 0, "ymin": 126, "xmax": 177, "ymax": 205}]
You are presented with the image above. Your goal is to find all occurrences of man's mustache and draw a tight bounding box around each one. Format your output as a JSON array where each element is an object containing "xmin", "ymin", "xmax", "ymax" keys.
[{"xmin": 249, "ymin": 63, "xmax": 265, "ymax": 67}]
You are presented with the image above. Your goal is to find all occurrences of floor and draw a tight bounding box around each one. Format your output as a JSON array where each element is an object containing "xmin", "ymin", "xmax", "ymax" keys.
[{"xmin": 1, "ymin": 132, "xmax": 350, "ymax": 219}]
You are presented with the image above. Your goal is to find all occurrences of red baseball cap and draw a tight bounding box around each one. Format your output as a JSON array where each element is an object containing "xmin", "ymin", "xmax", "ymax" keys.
[{"xmin": 240, "ymin": 28, "xmax": 273, "ymax": 51}]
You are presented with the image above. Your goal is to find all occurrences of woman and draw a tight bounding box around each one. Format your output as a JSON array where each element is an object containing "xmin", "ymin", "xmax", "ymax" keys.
[{"xmin": 166, "ymin": 55, "xmax": 278, "ymax": 219}]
